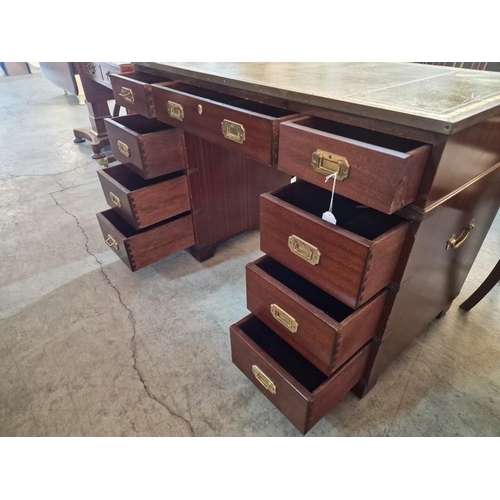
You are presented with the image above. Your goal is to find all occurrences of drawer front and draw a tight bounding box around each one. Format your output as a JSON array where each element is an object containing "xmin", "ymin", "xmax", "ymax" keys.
[
  {"xmin": 96, "ymin": 210, "xmax": 195, "ymax": 271},
  {"xmin": 97, "ymin": 166, "xmax": 191, "ymax": 230},
  {"xmin": 152, "ymin": 84, "xmax": 293, "ymax": 166},
  {"xmin": 278, "ymin": 117, "xmax": 431, "ymax": 214},
  {"xmin": 100, "ymin": 63, "xmax": 117, "ymax": 88},
  {"xmin": 82, "ymin": 62, "xmax": 103, "ymax": 82},
  {"xmin": 110, "ymin": 72, "xmax": 171, "ymax": 118},
  {"xmin": 260, "ymin": 187, "xmax": 409, "ymax": 308},
  {"xmin": 230, "ymin": 315, "xmax": 371, "ymax": 434},
  {"xmin": 246, "ymin": 258, "xmax": 387, "ymax": 375},
  {"xmin": 105, "ymin": 116, "xmax": 186, "ymax": 179}
]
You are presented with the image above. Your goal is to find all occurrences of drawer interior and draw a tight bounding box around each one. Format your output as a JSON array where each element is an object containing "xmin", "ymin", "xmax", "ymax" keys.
[
  {"xmin": 275, "ymin": 181, "xmax": 403, "ymax": 240},
  {"xmin": 296, "ymin": 116, "xmax": 425, "ymax": 153},
  {"xmin": 100, "ymin": 207, "xmax": 190, "ymax": 238},
  {"xmin": 119, "ymin": 71, "xmax": 171, "ymax": 84},
  {"xmin": 104, "ymin": 165, "xmax": 184, "ymax": 191},
  {"xmin": 167, "ymin": 82, "xmax": 293, "ymax": 118},
  {"xmin": 256, "ymin": 257, "xmax": 353, "ymax": 321},
  {"xmin": 111, "ymin": 114, "xmax": 176, "ymax": 134},
  {"xmin": 240, "ymin": 315, "xmax": 327, "ymax": 392}
]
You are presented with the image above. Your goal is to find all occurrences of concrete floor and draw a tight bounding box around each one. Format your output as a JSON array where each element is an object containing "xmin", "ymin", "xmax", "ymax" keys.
[{"xmin": 0, "ymin": 73, "xmax": 499, "ymax": 437}]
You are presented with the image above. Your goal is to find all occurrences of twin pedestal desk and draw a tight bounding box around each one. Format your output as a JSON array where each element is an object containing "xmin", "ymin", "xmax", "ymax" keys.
[{"xmin": 94, "ymin": 63, "xmax": 500, "ymax": 434}]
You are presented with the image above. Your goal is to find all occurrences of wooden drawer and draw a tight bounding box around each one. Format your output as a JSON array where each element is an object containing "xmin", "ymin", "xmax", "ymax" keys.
[
  {"xmin": 96, "ymin": 209, "xmax": 195, "ymax": 271},
  {"xmin": 230, "ymin": 314, "xmax": 371, "ymax": 434},
  {"xmin": 82, "ymin": 62, "xmax": 103, "ymax": 83},
  {"xmin": 97, "ymin": 165, "xmax": 191, "ymax": 230},
  {"xmin": 260, "ymin": 181, "xmax": 409, "ymax": 308},
  {"xmin": 278, "ymin": 116, "xmax": 431, "ymax": 214},
  {"xmin": 151, "ymin": 82, "xmax": 297, "ymax": 166},
  {"xmin": 104, "ymin": 114, "xmax": 186, "ymax": 179},
  {"xmin": 246, "ymin": 256, "xmax": 387, "ymax": 375},
  {"xmin": 110, "ymin": 72, "xmax": 171, "ymax": 118}
]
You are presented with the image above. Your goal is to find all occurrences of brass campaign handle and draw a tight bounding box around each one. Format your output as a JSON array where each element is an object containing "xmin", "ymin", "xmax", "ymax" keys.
[
  {"xmin": 270, "ymin": 304, "xmax": 298, "ymax": 333},
  {"xmin": 312, "ymin": 150, "xmax": 350, "ymax": 180},
  {"xmin": 119, "ymin": 87, "xmax": 135, "ymax": 104},
  {"xmin": 109, "ymin": 192, "xmax": 122, "ymax": 208},
  {"xmin": 252, "ymin": 365, "xmax": 276, "ymax": 394},
  {"xmin": 288, "ymin": 235, "xmax": 321, "ymax": 265},
  {"xmin": 167, "ymin": 101, "xmax": 184, "ymax": 121},
  {"xmin": 446, "ymin": 219, "xmax": 475, "ymax": 250},
  {"xmin": 105, "ymin": 235, "xmax": 119, "ymax": 251}
]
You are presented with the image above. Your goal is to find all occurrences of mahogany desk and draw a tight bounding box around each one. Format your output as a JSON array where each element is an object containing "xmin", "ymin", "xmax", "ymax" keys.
[{"xmin": 97, "ymin": 63, "xmax": 500, "ymax": 433}]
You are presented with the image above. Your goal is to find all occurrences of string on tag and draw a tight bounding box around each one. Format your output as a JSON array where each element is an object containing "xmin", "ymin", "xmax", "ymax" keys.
[
  {"xmin": 322, "ymin": 172, "xmax": 337, "ymax": 225},
  {"xmin": 325, "ymin": 173, "xmax": 337, "ymax": 213}
]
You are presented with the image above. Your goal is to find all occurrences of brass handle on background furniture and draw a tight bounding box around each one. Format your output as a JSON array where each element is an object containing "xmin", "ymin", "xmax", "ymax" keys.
[
  {"xmin": 117, "ymin": 140, "xmax": 130, "ymax": 158},
  {"xmin": 109, "ymin": 192, "xmax": 122, "ymax": 208},
  {"xmin": 252, "ymin": 365, "xmax": 277, "ymax": 394},
  {"xmin": 288, "ymin": 235, "xmax": 321, "ymax": 265},
  {"xmin": 86, "ymin": 63, "xmax": 96, "ymax": 75},
  {"xmin": 167, "ymin": 101, "xmax": 184, "ymax": 121},
  {"xmin": 105, "ymin": 235, "xmax": 119, "ymax": 250},
  {"xmin": 119, "ymin": 87, "xmax": 134, "ymax": 104},
  {"xmin": 446, "ymin": 219, "xmax": 475, "ymax": 250},
  {"xmin": 270, "ymin": 304, "xmax": 298, "ymax": 333},
  {"xmin": 311, "ymin": 150, "xmax": 350, "ymax": 180},
  {"xmin": 222, "ymin": 119, "xmax": 245, "ymax": 144}
]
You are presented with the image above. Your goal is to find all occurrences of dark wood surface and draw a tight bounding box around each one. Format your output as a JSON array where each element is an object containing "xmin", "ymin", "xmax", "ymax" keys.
[
  {"xmin": 96, "ymin": 210, "xmax": 195, "ymax": 271},
  {"xmin": 278, "ymin": 116, "xmax": 431, "ymax": 214},
  {"xmin": 184, "ymin": 133, "xmax": 290, "ymax": 250},
  {"xmin": 110, "ymin": 72, "xmax": 171, "ymax": 118},
  {"xmin": 97, "ymin": 165, "xmax": 191, "ymax": 230},
  {"xmin": 246, "ymin": 256, "xmax": 387, "ymax": 375},
  {"xmin": 359, "ymin": 165, "xmax": 500, "ymax": 387},
  {"xmin": 151, "ymin": 82, "xmax": 297, "ymax": 166},
  {"xmin": 230, "ymin": 314, "xmax": 371, "ymax": 434},
  {"xmin": 105, "ymin": 115, "xmax": 186, "ymax": 179},
  {"xmin": 260, "ymin": 183, "xmax": 408, "ymax": 308}
]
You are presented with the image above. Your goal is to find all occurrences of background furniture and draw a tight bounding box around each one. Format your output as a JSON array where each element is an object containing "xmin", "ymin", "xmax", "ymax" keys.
[
  {"xmin": 41, "ymin": 62, "xmax": 133, "ymax": 158},
  {"xmin": 460, "ymin": 259, "xmax": 500, "ymax": 311}
]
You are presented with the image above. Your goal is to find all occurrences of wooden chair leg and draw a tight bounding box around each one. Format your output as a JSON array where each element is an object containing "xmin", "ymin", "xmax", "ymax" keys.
[{"xmin": 459, "ymin": 259, "xmax": 500, "ymax": 311}]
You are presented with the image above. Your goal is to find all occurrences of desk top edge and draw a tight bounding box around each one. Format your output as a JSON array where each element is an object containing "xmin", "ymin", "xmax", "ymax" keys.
[{"xmin": 134, "ymin": 62, "xmax": 500, "ymax": 135}]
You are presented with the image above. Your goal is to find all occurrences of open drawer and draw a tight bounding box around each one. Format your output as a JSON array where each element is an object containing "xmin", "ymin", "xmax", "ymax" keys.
[
  {"xmin": 96, "ymin": 209, "xmax": 195, "ymax": 271},
  {"xmin": 105, "ymin": 114, "xmax": 186, "ymax": 179},
  {"xmin": 260, "ymin": 181, "xmax": 409, "ymax": 308},
  {"xmin": 97, "ymin": 165, "xmax": 191, "ymax": 230},
  {"xmin": 278, "ymin": 116, "xmax": 431, "ymax": 214},
  {"xmin": 230, "ymin": 314, "xmax": 371, "ymax": 434},
  {"xmin": 151, "ymin": 82, "xmax": 298, "ymax": 166},
  {"xmin": 110, "ymin": 71, "xmax": 172, "ymax": 118},
  {"xmin": 246, "ymin": 256, "xmax": 387, "ymax": 375}
]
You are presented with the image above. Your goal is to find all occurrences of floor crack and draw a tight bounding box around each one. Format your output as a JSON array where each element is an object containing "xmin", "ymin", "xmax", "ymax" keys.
[{"xmin": 49, "ymin": 191, "xmax": 195, "ymax": 436}]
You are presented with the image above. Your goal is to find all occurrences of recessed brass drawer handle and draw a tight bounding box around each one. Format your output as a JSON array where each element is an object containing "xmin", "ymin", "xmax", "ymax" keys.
[
  {"xmin": 446, "ymin": 219, "xmax": 475, "ymax": 250},
  {"xmin": 270, "ymin": 304, "xmax": 298, "ymax": 333},
  {"xmin": 222, "ymin": 119, "xmax": 245, "ymax": 144},
  {"xmin": 167, "ymin": 101, "xmax": 184, "ymax": 121},
  {"xmin": 119, "ymin": 87, "xmax": 134, "ymax": 104},
  {"xmin": 109, "ymin": 192, "xmax": 121, "ymax": 208},
  {"xmin": 252, "ymin": 365, "xmax": 276, "ymax": 395},
  {"xmin": 288, "ymin": 235, "xmax": 321, "ymax": 265},
  {"xmin": 117, "ymin": 140, "xmax": 130, "ymax": 157},
  {"xmin": 105, "ymin": 235, "xmax": 119, "ymax": 250},
  {"xmin": 312, "ymin": 150, "xmax": 350, "ymax": 180}
]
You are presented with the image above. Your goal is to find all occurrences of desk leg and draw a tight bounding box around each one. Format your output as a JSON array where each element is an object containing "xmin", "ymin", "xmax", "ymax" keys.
[{"xmin": 73, "ymin": 101, "xmax": 112, "ymax": 159}]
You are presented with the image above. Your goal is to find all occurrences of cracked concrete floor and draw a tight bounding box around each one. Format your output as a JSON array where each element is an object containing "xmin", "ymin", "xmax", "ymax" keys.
[{"xmin": 1, "ymin": 73, "xmax": 499, "ymax": 437}]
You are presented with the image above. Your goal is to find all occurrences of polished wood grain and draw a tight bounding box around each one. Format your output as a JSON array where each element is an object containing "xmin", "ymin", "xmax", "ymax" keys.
[
  {"xmin": 230, "ymin": 314, "xmax": 371, "ymax": 434},
  {"xmin": 96, "ymin": 210, "xmax": 195, "ymax": 271},
  {"xmin": 151, "ymin": 82, "xmax": 297, "ymax": 166},
  {"xmin": 358, "ymin": 164, "xmax": 500, "ymax": 391},
  {"xmin": 278, "ymin": 116, "xmax": 431, "ymax": 214},
  {"xmin": 246, "ymin": 256, "xmax": 387, "ymax": 375},
  {"xmin": 183, "ymin": 133, "xmax": 290, "ymax": 256},
  {"xmin": 104, "ymin": 115, "xmax": 186, "ymax": 179},
  {"xmin": 110, "ymin": 72, "xmax": 171, "ymax": 118},
  {"xmin": 260, "ymin": 182, "xmax": 409, "ymax": 308},
  {"xmin": 97, "ymin": 165, "xmax": 191, "ymax": 230}
]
